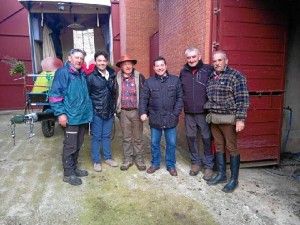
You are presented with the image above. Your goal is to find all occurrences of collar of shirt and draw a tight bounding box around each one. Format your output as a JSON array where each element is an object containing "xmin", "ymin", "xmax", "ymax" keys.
[
  {"xmin": 122, "ymin": 73, "xmax": 133, "ymax": 81},
  {"xmin": 213, "ymin": 65, "xmax": 228, "ymax": 79},
  {"xmin": 98, "ymin": 69, "xmax": 109, "ymax": 80}
]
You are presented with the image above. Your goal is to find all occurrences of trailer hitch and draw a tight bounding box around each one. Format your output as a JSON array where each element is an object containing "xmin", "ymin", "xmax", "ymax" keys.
[{"xmin": 10, "ymin": 110, "xmax": 55, "ymax": 145}]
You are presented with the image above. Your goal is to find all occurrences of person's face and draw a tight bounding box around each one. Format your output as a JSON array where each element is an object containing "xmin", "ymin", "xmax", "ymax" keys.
[
  {"xmin": 212, "ymin": 53, "xmax": 228, "ymax": 73},
  {"xmin": 121, "ymin": 61, "xmax": 134, "ymax": 74},
  {"xmin": 95, "ymin": 55, "xmax": 108, "ymax": 72},
  {"xmin": 186, "ymin": 50, "xmax": 201, "ymax": 67},
  {"xmin": 153, "ymin": 60, "xmax": 167, "ymax": 76},
  {"xmin": 68, "ymin": 52, "xmax": 84, "ymax": 70}
]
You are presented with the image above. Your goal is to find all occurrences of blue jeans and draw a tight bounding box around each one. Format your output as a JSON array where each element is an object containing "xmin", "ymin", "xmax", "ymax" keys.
[
  {"xmin": 150, "ymin": 127, "xmax": 177, "ymax": 169},
  {"xmin": 91, "ymin": 114, "xmax": 113, "ymax": 164}
]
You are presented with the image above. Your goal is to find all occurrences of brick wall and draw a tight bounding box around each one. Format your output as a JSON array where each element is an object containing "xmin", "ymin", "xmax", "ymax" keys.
[
  {"xmin": 159, "ymin": 0, "xmax": 212, "ymax": 75},
  {"xmin": 119, "ymin": 0, "xmax": 159, "ymax": 77}
]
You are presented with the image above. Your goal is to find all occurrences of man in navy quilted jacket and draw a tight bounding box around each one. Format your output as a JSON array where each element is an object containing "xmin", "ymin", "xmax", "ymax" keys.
[{"xmin": 140, "ymin": 56, "xmax": 183, "ymax": 176}]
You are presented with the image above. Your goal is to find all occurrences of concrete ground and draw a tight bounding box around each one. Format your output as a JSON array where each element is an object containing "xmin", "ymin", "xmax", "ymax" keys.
[{"xmin": 0, "ymin": 110, "xmax": 299, "ymax": 225}]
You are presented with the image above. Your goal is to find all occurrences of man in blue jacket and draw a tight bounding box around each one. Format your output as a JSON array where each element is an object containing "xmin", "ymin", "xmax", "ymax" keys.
[
  {"xmin": 140, "ymin": 56, "xmax": 183, "ymax": 176},
  {"xmin": 49, "ymin": 48, "xmax": 93, "ymax": 186}
]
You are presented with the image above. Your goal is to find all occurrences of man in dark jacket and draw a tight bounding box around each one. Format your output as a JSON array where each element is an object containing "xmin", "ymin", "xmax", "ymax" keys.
[
  {"xmin": 49, "ymin": 48, "xmax": 93, "ymax": 186},
  {"xmin": 179, "ymin": 47, "xmax": 214, "ymax": 180},
  {"xmin": 86, "ymin": 50, "xmax": 118, "ymax": 173},
  {"xmin": 140, "ymin": 56, "xmax": 183, "ymax": 176}
]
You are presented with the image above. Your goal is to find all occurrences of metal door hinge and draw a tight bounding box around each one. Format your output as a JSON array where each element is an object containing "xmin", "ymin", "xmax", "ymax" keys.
[
  {"xmin": 214, "ymin": 8, "xmax": 221, "ymax": 14},
  {"xmin": 212, "ymin": 42, "xmax": 219, "ymax": 49}
]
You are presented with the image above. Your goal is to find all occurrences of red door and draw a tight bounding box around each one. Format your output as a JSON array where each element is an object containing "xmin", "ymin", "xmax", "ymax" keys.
[
  {"xmin": 0, "ymin": 0, "xmax": 32, "ymax": 110},
  {"xmin": 212, "ymin": 0, "xmax": 289, "ymax": 165},
  {"xmin": 111, "ymin": 1, "xmax": 120, "ymax": 70}
]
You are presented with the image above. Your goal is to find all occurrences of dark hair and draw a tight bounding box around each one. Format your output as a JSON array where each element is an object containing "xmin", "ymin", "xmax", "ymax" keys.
[
  {"xmin": 94, "ymin": 50, "xmax": 109, "ymax": 61},
  {"xmin": 153, "ymin": 56, "xmax": 166, "ymax": 65},
  {"xmin": 69, "ymin": 48, "xmax": 86, "ymax": 57}
]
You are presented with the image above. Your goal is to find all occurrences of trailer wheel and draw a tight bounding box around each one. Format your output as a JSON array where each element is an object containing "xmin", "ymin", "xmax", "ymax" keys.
[
  {"xmin": 42, "ymin": 105, "xmax": 55, "ymax": 137},
  {"xmin": 42, "ymin": 119, "xmax": 55, "ymax": 137}
]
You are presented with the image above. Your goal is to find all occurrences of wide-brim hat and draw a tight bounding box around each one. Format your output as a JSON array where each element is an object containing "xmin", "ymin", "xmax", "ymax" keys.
[{"xmin": 116, "ymin": 55, "xmax": 137, "ymax": 68}]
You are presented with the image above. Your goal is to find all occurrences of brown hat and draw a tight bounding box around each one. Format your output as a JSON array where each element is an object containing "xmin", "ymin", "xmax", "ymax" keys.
[{"xmin": 116, "ymin": 55, "xmax": 137, "ymax": 68}]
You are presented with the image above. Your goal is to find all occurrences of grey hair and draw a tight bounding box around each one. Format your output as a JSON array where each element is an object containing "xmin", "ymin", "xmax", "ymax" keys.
[
  {"xmin": 184, "ymin": 47, "xmax": 200, "ymax": 56},
  {"xmin": 69, "ymin": 48, "xmax": 86, "ymax": 57},
  {"xmin": 213, "ymin": 50, "xmax": 227, "ymax": 60}
]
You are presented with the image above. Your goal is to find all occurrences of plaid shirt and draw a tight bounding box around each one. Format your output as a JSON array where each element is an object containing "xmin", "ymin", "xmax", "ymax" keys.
[
  {"xmin": 204, "ymin": 66, "xmax": 250, "ymax": 120},
  {"xmin": 121, "ymin": 74, "xmax": 137, "ymax": 109}
]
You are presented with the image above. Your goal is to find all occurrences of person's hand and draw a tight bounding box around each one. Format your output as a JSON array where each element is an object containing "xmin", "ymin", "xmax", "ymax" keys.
[
  {"xmin": 58, "ymin": 114, "xmax": 68, "ymax": 127},
  {"xmin": 236, "ymin": 120, "xmax": 245, "ymax": 132},
  {"xmin": 140, "ymin": 114, "xmax": 148, "ymax": 121}
]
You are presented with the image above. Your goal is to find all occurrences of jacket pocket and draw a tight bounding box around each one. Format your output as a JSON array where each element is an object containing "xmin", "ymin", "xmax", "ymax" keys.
[
  {"xmin": 167, "ymin": 85, "xmax": 176, "ymax": 97},
  {"xmin": 150, "ymin": 88, "xmax": 160, "ymax": 98}
]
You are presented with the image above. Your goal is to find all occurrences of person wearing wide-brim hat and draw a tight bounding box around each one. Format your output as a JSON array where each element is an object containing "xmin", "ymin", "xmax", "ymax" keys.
[
  {"xmin": 115, "ymin": 55, "xmax": 137, "ymax": 68},
  {"xmin": 115, "ymin": 54, "xmax": 146, "ymax": 172}
]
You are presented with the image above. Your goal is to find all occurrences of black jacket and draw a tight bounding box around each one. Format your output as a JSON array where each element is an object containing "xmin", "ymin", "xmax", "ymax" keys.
[
  {"xmin": 86, "ymin": 66, "xmax": 116, "ymax": 119},
  {"xmin": 139, "ymin": 72, "xmax": 183, "ymax": 129},
  {"xmin": 179, "ymin": 60, "xmax": 213, "ymax": 113}
]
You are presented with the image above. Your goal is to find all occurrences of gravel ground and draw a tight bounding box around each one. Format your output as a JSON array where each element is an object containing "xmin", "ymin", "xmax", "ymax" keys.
[{"xmin": 0, "ymin": 110, "xmax": 299, "ymax": 225}]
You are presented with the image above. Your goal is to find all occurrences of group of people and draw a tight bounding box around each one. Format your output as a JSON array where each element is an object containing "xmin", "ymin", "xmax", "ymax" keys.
[{"xmin": 49, "ymin": 47, "xmax": 249, "ymax": 194}]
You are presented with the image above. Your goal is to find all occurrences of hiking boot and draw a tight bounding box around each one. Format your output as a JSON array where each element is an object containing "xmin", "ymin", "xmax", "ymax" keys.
[
  {"xmin": 203, "ymin": 168, "xmax": 213, "ymax": 181},
  {"xmin": 105, "ymin": 159, "xmax": 118, "ymax": 167},
  {"xmin": 135, "ymin": 160, "xmax": 146, "ymax": 171},
  {"xmin": 120, "ymin": 161, "xmax": 133, "ymax": 171},
  {"xmin": 189, "ymin": 164, "xmax": 201, "ymax": 176},
  {"xmin": 75, "ymin": 168, "xmax": 88, "ymax": 177},
  {"xmin": 168, "ymin": 168, "xmax": 178, "ymax": 176},
  {"xmin": 146, "ymin": 165, "xmax": 159, "ymax": 174},
  {"xmin": 93, "ymin": 163, "xmax": 102, "ymax": 172},
  {"xmin": 63, "ymin": 175, "xmax": 82, "ymax": 186}
]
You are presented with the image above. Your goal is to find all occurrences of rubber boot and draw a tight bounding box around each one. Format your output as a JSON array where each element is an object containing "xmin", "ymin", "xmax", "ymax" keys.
[
  {"xmin": 222, "ymin": 154, "xmax": 240, "ymax": 193},
  {"xmin": 207, "ymin": 152, "xmax": 227, "ymax": 185}
]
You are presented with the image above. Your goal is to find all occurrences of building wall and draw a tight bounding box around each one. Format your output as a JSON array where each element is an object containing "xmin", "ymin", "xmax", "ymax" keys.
[
  {"xmin": 159, "ymin": 0, "xmax": 212, "ymax": 75},
  {"xmin": 282, "ymin": 1, "xmax": 300, "ymax": 153},
  {"xmin": 119, "ymin": 0, "xmax": 159, "ymax": 77}
]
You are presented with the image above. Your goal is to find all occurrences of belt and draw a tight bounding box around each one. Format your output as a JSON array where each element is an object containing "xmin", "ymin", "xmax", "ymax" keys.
[{"xmin": 121, "ymin": 107, "xmax": 138, "ymax": 111}]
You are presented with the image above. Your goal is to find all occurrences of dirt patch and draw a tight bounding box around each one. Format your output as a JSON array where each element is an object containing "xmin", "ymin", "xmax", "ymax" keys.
[{"xmin": 0, "ymin": 110, "xmax": 299, "ymax": 225}]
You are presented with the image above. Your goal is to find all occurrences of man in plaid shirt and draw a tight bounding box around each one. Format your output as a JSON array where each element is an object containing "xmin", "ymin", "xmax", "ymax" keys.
[{"xmin": 205, "ymin": 50, "xmax": 250, "ymax": 193}]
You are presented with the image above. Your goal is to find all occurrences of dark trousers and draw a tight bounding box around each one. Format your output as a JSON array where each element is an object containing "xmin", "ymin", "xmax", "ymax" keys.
[
  {"xmin": 62, "ymin": 124, "xmax": 86, "ymax": 176},
  {"xmin": 184, "ymin": 113, "xmax": 214, "ymax": 169},
  {"xmin": 211, "ymin": 123, "xmax": 239, "ymax": 155}
]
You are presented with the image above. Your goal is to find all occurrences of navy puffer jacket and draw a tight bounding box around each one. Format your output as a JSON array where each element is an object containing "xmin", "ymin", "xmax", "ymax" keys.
[
  {"xmin": 86, "ymin": 66, "xmax": 116, "ymax": 120},
  {"xmin": 139, "ymin": 72, "xmax": 183, "ymax": 129},
  {"xmin": 179, "ymin": 60, "xmax": 213, "ymax": 113}
]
